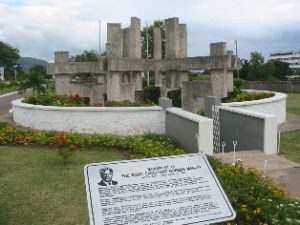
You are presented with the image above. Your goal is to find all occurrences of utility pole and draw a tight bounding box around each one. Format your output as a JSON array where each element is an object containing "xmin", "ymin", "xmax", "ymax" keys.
[
  {"xmin": 99, "ymin": 19, "xmax": 101, "ymax": 57},
  {"xmin": 13, "ymin": 65, "xmax": 17, "ymax": 82},
  {"xmin": 235, "ymin": 40, "xmax": 240, "ymax": 79},
  {"xmin": 146, "ymin": 21, "xmax": 150, "ymax": 86}
]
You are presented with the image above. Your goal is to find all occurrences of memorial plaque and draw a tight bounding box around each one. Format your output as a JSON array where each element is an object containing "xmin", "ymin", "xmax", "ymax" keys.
[{"xmin": 84, "ymin": 154, "xmax": 236, "ymax": 225}]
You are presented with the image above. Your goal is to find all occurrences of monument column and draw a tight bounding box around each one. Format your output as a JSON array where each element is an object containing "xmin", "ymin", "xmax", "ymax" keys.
[
  {"xmin": 178, "ymin": 23, "xmax": 188, "ymax": 88},
  {"xmin": 106, "ymin": 23, "xmax": 123, "ymax": 101},
  {"xmin": 154, "ymin": 27, "xmax": 162, "ymax": 87},
  {"xmin": 226, "ymin": 50, "xmax": 234, "ymax": 93},
  {"xmin": 130, "ymin": 17, "xmax": 143, "ymax": 93},
  {"xmin": 54, "ymin": 51, "xmax": 70, "ymax": 95},
  {"xmin": 165, "ymin": 17, "xmax": 179, "ymax": 91},
  {"xmin": 210, "ymin": 42, "xmax": 228, "ymax": 98}
]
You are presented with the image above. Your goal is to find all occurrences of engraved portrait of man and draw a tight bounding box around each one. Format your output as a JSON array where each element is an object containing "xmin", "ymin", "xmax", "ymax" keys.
[{"xmin": 98, "ymin": 167, "xmax": 118, "ymax": 186}]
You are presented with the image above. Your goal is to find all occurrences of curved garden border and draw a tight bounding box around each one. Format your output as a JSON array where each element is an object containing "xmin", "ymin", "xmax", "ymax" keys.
[
  {"xmin": 12, "ymin": 99, "xmax": 165, "ymax": 135},
  {"xmin": 222, "ymin": 90, "xmax": 287, "ymax": 124}
]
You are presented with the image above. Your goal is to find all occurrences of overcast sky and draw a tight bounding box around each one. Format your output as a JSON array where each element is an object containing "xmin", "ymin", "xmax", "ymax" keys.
[{"xmin": 1, "ymin": 0, "xmax": 300, "ymax": 62}]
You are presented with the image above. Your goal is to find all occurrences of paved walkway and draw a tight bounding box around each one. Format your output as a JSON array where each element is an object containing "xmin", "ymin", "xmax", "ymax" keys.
[
  {"xmin": 216, "ymin": 150, "xmax": 300, "ymax": 200},
  {"xmin": 279, "ymin": 113, "xmax": 300, "ymax": 133}
]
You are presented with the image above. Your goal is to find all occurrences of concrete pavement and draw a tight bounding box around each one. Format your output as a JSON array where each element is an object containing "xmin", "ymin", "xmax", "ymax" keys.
[
  {"xmin": 216, "ymin": 150, "xmax": 300, "ymax": 200},
  {"xmin": 279, "ymin": 113, "xmax": 300, "ymax": 133},
  {"xmin": 0, "ymin": 92, "xmax": 22, "ymax": 122}
]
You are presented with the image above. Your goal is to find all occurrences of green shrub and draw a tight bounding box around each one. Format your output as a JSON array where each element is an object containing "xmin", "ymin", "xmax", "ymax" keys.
[
  {"xmin": 234, "ymin": 78, "xmax": 244, "ymax": 93},
  {"xmin": 167, "ymin": 89, "xmax": 181, "ymax": 107},
  {"xmin": 188, "ymin": 73, "xmax": 210, "ymax": 81},
  {"xmin": 141, "ymin": 86, "xmax": 160, "ymax": 104},
  {"xmin": 104, "ymin": 100, "xmax": 154, "ymax": 107}
]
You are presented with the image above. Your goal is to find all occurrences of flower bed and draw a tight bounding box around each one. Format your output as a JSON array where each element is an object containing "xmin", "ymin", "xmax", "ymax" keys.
[
  {"xmin": 0, "ymin": 122, "xmax": 184, "ymax": 158},
  {"xmin": 222, "ymin": 91, "xmax": 275, "ymax": 103},
  {"xmin": 22, "ymin": 93, "xmax": 154, "ymax": 107},
  {"xmin": 209, "ymin": 157, "xmax": 300, "ymax": 225}
]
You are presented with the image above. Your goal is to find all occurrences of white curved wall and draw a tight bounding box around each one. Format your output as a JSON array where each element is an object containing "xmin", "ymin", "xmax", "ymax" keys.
[
  {"xmin": 222, "ymin": 91, "xmax": 287, "ymax": 124},
  {"xmin": 12, "ymin": 99, "xmax": 165, "ymax": 135}
]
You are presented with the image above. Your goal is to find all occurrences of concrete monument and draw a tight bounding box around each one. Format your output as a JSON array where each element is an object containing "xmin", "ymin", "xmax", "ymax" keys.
[{"xmin": 47, "ymin": 17, "xmax": 238, "ymax": 104}]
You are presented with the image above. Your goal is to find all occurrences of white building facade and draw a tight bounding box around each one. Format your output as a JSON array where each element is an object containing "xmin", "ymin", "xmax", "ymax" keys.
[{"xmin": 269, "ymin": 50, "xmax": 300, "ymax": 69}]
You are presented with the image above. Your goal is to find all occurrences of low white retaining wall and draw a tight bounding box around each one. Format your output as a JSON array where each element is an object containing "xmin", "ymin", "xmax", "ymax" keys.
[
  {"xmin": 12, "ymin": 99, "xmax": 165, "ymax": 135},
  {"xmin": 222, "ymin": 91, "xmax": 287, "ymax": 124}
]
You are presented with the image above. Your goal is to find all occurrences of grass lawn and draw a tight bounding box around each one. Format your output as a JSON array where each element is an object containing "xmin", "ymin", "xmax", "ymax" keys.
[
  {"xmin": 286, "ymin": 93, "xmax": 300, "ymax": 116},
  {"xmin": 0, "ymin": 85, "xmax": 19, "ymax": 95},
  {"xmin": 279, "ymin": 93, "xmax": 300, "ymax": 163},
  {"xmin": 280, "ymin": 130, "xmax": 300, "ymax": 164},
  {"xmin": 0, "ymin": 146, "xmax": 127, "ymax": 225}
]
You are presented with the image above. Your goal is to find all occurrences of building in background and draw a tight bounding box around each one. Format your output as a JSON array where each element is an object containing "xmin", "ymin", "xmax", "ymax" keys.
[
  {"xmin": 269, "ymin": 50, "xmax": 300, "ymax": 69},
  {"xmin": 0, "ymin": 67, "xmax": 4, "ymax": 81}
]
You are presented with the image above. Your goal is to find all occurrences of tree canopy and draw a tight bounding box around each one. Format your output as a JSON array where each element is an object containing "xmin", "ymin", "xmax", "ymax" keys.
[
  {"xmin": 0, "ymin": 41, "xmax": 20, "ymax": 80},
  {"xmin": 141, "ymin": 20, "xmax": 165, "ymax": 59},
  {"xmin": 74, "ymin": 50, "xmax": 98, "ymax": 62},
  {"xmin": 239, "ymin": 52, "xmax": 292, "ymax": 81}
]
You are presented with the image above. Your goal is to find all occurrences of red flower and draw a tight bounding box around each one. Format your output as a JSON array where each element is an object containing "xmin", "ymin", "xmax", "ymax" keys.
[
  {"xmin": 70, "ymin": 144, "xmax": 78, "ymax": 151},
  {"xmin": 53, "ymin": 132, "xmax": 70, "ymax": 146}
]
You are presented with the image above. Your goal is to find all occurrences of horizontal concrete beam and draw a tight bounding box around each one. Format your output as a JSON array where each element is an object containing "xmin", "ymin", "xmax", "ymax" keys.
[
  {"xmin": 47, "ymin": 60, "xmax": 106, "ymax": 74},
  {"xmin": 108, "ymin": 56, "xmax": 235, "ymax": 71},
  {"xmin": 48, "ymin": 55, "xmax": 237, "ymax": 74}
]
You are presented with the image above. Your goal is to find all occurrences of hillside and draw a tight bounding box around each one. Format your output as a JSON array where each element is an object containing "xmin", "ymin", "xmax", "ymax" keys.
[{"xmin": 18, "ymin": 57, "xmax": 48, "ymax": 72}]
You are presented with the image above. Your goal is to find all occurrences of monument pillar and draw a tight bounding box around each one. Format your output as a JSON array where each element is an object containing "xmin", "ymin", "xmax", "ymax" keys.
[
  {"xmin": 210, "ymin": 42, "xmax": 228, "ymax": 98},
  {"xmin": 107, "ymin": 72, "xmax": 122, "ymax": 101},
  {"xmin": 226, "ymin": 50, "xmax": 234, "ymax": 93},
  {"xmin": 107, "ymin": 23, "xmax": 122, "ymax": 57},
  {"xmin": 107, "ymin": 23, "xmax": 122, "ymax": 101},
  {"xmin": 130, "ymin": 17, "xmax": 143, "ymax": 92},
  {"xmin": 165, "ymin": 17, "xmax": 179, "ymax": 58},
  {"xmin": 154, "ymin": 27, "xmax": 162, "ymax": 87},
  {"xmin": 165, "ymin": 18, "xmax": 179, "ymax": 92},
  {"xmin": 178, "ymin": 23, "xmax": 188, "ymax": 88},
  {"xmin": 165, "ymin": 18, "xmax": 188, "ymax": 90},
  {"xmin": 54, "ymin": 51, "xmax": 70, "ymax": 95}
]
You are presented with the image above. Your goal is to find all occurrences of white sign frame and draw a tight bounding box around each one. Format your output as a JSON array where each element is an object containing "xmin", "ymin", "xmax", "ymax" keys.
[{"xmin": 84, "ymin": 154, "xmax": 236, "ymax": 225}]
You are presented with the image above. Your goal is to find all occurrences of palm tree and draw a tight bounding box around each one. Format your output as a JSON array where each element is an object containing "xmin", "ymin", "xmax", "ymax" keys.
[{"xmin": 18, "ymin": 66, "xmax": 47, "ymax": 95}]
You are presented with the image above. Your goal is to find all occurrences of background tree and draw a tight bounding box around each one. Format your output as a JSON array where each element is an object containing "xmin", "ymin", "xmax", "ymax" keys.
[
  {"xmin": 247, "ymin": 52, "xmax": 265, "ymax": 80},
  {"xmin": 238, "ymin": 52, "xmax": 291, "ymax": 81},
  {"xmin": 261, "ymin": 60, "xmax": 276, "ymax": 80},
  {"xmin": 239, "ymin": 59, "xmax": 250, "ymax": 80},
  {"xmin": 271, "ymin": 60, "xmax": 291, "ymax": 80},
  {"xmin": 141, "ymin": 20, "xmax": 165, "ymax": 59},
  {"xmin": 29, "ymin": 65, "xmax": 49, "ymax": 78},
  {"xmin": 0, "ymin": 41, "xmax": 20, "ymax": 80},
  {"xmin": 74, "ymin": 50, "xmax": 98, "ymax": 62}
]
